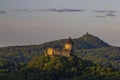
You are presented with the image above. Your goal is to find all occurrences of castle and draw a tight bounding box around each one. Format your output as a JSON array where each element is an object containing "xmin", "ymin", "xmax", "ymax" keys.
[{"xmin": 45, "ymin": 37, "xmax": 74, "ymax": 57}]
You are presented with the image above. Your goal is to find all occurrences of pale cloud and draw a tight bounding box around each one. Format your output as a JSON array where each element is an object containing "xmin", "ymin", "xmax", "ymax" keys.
[
  {"xmin": 40, "ymin": 9, "xmax": 85, "ymax": 13},
  {"xmin": 93, "ymin": 10, "xmax": 117, "ymax": 13},
  {"xmin": 12, "ymin": 8, "xmax": 85, "ymax": 13},
  {"xmin": 93, "ymin": 10, "xmax": 118, "ymax": 18},
  {"xmin": 13, "ymin": 9, "xmax": 33, "ymax": 13},
  {"xmin": 95, "ymin": 15, "xmax": 106, "ymax": 18},
  {"xmin": 0, "ymin": 10, "xmax": 7, "ymax": 14},
  {"xmin": 106, "ymin": 13, "xmax": 116, "ymax": 17}
]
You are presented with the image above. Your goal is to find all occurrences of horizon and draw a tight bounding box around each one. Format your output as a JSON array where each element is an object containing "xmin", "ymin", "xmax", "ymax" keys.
[
  {"xmin": 0, "ymin": 0, "xmax": 120, "ymax": 47},
  {"xmin": 0, "ymin": 32, "xmax": 118, "ymax": 47}
]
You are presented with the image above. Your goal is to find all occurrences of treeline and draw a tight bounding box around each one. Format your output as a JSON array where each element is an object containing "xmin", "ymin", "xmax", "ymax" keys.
[
  {"xmin": 76, "ymin": 47, "xmax": 120, "ymax": 69},
  {"xmin": 1, "ymin": 55, "xmax": 120, "ymax": 80}
]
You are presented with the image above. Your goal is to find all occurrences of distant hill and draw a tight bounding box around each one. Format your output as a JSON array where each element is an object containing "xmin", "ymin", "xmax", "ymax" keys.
[
  {"xmin": 0, "ymin": 33, "xmax": 112, "ymax": 60},
  {"xmin": 0, "ymin": 33, "xmax": 119, "ymax": 70},
  {"xmin": 39, "ymin": 32, "xmax": 111, "ymax": 50},
  {"xmin": 0, "ymin": 33, "xmax": 120, "ymax": 80},
  {"xmin": 73, "ymin": 32, "xmax": 111, "ymax": 49},
  {"xmin": 0, "ymin": 33, "xmax": 111, "ymax": 60}
]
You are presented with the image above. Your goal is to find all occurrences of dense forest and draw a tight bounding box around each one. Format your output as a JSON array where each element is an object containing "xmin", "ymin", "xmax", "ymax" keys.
[
  {"xmin": 0, "ymin": 33, "xmax": 120, "ymax": 80},
  {"xmin": 1, "ymin": 55, "xmax": 120, "ymax": 80}
]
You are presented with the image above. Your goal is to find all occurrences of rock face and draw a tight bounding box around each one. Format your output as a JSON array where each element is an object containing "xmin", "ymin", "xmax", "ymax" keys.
[{"xmin": 45, "ymin": 37, "xmax": 74, "ymax": 57}]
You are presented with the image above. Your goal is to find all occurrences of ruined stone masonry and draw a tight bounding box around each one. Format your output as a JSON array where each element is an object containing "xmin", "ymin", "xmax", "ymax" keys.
[{"xmin": 45, "ymin": 37, "xmax": 74, "ymax": 57}]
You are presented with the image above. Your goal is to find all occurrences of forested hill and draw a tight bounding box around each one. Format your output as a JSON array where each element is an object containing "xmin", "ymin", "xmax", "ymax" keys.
[
  {"xmin": 0, "ymin": 33, "xmax": 120, "ymax": 80},
  {"xmin": 0, "ymin": 33, "xmax": 111, "ymax": 59},
  {"xmin": 38, "ymin": 32, "xmax": 111, "ymax": 50},
  {"xmin": 0, "ymin": 33, "xmax": 112, "ymax": 63}
]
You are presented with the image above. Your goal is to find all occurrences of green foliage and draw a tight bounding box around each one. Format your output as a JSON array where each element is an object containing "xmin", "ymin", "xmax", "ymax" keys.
[
  {"xmin": 0, "ymin": 33, "xmax": 113, "ymax": 74},
  {"xmin": 0, "ymin": 33, "xmax": 120, "ymax": 80},
  {"xmin": 73, "ymin": 72, "xmax": 120, "ymax": 80},
  {"xmin": 76, "ymin": 47, "xmax": 120, "ymax": 69},
  {"xmin": 27, "ymin": 56, "xmax": 83, "ymax": 77},
  {"xmin": 1, "ymin": 55, "xmax": 120, "ymax": 80},
  {"xmin": 0, "ymin": 33, "xmax": 110, "ymax": 65},
  {"xmin": 3, "ymin": 56, "xmax": 83, "ymax": 80}
]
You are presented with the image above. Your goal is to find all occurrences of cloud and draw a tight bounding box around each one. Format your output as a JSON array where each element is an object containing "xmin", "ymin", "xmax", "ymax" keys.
[
  {"xmin": 95, "ymin": 13, "xmax": 116, "ymax": 18},
  {"xmin": 0, "ymin": 11, "xmax": 7, "ymax": 14},
  {"xmin": 93, "ymin": 10, "xmax": 118, "ymax": 18},
  {"xmin": 13, "ymin": 8, "xmax": 85, "ymax": 13},
  {"xmin": 13, "ymin": 9, "xmax": 33, "ymax": 13},
  {"xmin": 93, "ymin": 10, "xmax": 117, "ymax": 13},
  {"xmin": 0, "ymin": 9, "xmax": 118, "ymax": 18},
  {"xmin": 106, "ymin": 13, "xmax": 116, "ymax": 17},
  {"xmin": 40, "ymin": 9, "xmax": 85, "ymax": 13},
  {"xmin": 95, "ymin": 15, "xmax": 106, "ymax": 18}
]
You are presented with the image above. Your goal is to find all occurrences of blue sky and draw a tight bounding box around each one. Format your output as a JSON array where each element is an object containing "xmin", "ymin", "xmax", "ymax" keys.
[{"xmin": 0, "ymin": 0, "xmax": 120, "ymax": 47}]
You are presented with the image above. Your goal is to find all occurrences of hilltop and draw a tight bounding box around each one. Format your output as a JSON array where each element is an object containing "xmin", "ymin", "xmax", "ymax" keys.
[{"xmin": 39, "ymin": 32, "xmax": 111, "ymax": 50}]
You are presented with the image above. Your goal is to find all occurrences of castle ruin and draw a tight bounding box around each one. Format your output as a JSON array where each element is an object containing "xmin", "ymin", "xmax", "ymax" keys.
[{"xmin": 45, "ymin": 37, "xmax": 74, "ymax": 57}]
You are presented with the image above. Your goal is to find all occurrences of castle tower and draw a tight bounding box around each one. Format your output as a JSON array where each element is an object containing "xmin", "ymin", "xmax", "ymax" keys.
[
  {"xmin": 64, "ymin": 37, "xmax": 73, "ymax": 50},
  {"xmin": 46, "ymin": 48, "xmax": 54, "ymax": 56},
  {"xmin": 45, "ymin": 37, "xmax": 74, "ymax": 57}
]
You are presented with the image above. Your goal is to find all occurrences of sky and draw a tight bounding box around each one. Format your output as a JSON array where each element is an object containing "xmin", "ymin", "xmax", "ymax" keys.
[{"xmin": 0, "ymin": 0, "xmax": 120, "ymax": 47}]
